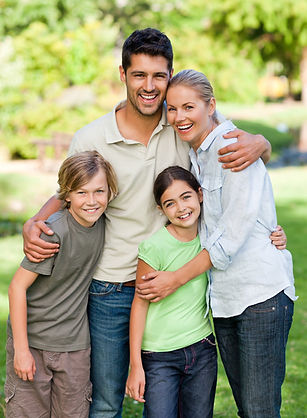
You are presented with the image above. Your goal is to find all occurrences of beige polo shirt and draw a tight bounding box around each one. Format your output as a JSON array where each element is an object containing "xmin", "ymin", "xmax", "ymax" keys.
[{"xmin": 69, "ymin": 101, "xmax": 190, "ymax": 282}]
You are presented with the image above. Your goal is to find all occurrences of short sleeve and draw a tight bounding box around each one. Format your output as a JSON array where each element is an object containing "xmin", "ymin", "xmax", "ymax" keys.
[
  {"xmin": 20, "ymin": 232, "xmax": 60, "ymax": 276},
  {"xmin": 138, "ymin": 239, "xmax": 161, "ymax": 271}
]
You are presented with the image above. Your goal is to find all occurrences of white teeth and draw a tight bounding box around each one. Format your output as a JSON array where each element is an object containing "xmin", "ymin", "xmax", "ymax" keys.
[
  {"xmin": 85, "ymin": 209, "xmax": 97, "ymax": 213},
  {"xmin": 178, "ymin": 124, "xmax": 192, "ymax": 130},
  {"xmin": 179, "ymin": 213, "xmax": 190, "ymax": 219},
  {"xmin": 140, "ymin": 94, "xmax": 156, "ymax": 100}
]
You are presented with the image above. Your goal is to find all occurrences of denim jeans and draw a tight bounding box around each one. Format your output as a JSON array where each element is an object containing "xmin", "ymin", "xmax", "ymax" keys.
[
  {"xmin": 213, "ymin": 291, "xmax": 294, "ymax": 418},
  {"xmin": 88, "ymin": 279, "xmax": 135, "ymax": 418},
  {"xmin": 141, "ymin": 334, "xmax": 217, "ymax": 418}
]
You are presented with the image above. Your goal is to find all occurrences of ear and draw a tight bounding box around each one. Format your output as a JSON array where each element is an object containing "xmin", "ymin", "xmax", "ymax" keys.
[
  {"xmin": 65, "ymin": 196, "xmax": 71, "ymax": 203},
  {"xmin": 119, "ymin": 65, "xmax": 126, "ymax": 83},
  {"xmin": 156, "ymin": 204, "xmax": 164, "ymax": 215},
  {"xmin": 208, "ymin": 97, "xmax": 216, "ymax": 116},
  {"xmin": 198, "ymin": 187, "xmax": 203, "ymax": 203},
  {"xmin": 169, "ymin": 68, "xmax": 174, "ymax": 79}
]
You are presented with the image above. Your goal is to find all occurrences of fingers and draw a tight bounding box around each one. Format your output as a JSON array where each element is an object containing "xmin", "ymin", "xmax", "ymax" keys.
[
  {"xmin": 222, "ymin": 129, "xmax": 243, "ymax": 139},
  {"xmin": 125, "ymin": 384, "xmax": 146, "ymax": 403},
  {"xmin": 140, "ymin": 271, "xmax": 159, "ymax": 281},
  {"xmin": 15, "ymin": 367, "xmax": 35, "ymax": 381}
]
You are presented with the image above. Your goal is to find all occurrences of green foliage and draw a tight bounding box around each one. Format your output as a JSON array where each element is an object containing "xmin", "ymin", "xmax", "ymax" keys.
[{"xmin": 233, "ymin": 120, "xmax": 294, "ymax": 154}]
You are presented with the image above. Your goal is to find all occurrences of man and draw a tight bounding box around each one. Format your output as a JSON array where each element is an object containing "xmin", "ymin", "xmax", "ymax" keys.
[{"xmin": 23, "ymin": 28, "xmax": 274, "ymax": 417}]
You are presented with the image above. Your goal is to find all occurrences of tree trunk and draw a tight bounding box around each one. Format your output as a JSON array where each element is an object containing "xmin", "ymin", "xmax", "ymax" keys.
[{"xmin": 300, "ymin": 46, "xmax": 307, "ymax": 105}]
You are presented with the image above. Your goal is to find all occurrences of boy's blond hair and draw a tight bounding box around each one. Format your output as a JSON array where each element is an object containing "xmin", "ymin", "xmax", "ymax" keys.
[{"xmin": 57, "ymin": 151, "xmax": 118, "ymax": 208}]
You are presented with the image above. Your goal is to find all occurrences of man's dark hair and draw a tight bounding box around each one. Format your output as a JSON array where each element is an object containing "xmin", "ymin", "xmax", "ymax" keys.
[{"xmin": 122, "ymin": 28, "xmax": 173, "ymax": 73}]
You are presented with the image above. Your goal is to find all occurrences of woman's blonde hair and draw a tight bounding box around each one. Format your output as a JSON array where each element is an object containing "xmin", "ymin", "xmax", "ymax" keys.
[
  {"xmin": 168, "ymin": 69, "xmax": 218, "ymax": 124},
  {"xmin": 57, "ymin": 151, "xmax": 118, "ymax": 208}
]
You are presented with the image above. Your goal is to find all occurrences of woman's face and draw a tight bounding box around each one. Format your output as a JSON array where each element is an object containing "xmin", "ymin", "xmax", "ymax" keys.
[{"xmin": 166, "ymin": 84, "xmax": 216, "ymax": 152}]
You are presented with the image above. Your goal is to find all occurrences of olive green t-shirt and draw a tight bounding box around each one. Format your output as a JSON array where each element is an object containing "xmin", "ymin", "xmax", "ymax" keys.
[
  {"xmin": 139, "ymin": 227, "xmax": 212, "ymax": 352},
  {"xmin": 7, "ymin": 209, "xmax": 104, "ymax": 352}
]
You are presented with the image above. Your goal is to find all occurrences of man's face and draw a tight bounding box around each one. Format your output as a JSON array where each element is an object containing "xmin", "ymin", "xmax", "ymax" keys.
[{"xmin": 119, "ymin": 54, "xmax": 173, "ymax": 117}]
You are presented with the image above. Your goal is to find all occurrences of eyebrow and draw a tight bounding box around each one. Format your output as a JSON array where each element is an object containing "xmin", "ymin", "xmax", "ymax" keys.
[
  {"xmin": 162, "ymin": 190, "xmax": 192, "ymax": 206},
  {"xmin": 130, "ymin": 70, "xmax": 169, "ymax": 76}
]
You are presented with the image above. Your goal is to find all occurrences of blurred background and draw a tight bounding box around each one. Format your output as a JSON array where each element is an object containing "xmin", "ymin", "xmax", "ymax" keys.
[{"xmin": 0, "ymin": 1, "xmax": 306, "ymax": 416}]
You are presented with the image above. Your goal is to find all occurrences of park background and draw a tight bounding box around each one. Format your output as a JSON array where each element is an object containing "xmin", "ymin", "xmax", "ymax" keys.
[{"xmin": 0, "ymin": 0, "xmax": 306, "ymax": 416}]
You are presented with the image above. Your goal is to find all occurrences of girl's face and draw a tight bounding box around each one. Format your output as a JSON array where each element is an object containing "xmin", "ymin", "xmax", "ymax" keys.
[
  {"xmin": 158, "ymin": 179, "xmax": 202, "ymax": 235},
  {"xmin": 166, "ymin": 84, "xmax": 216, "ymax": 152},
  {"xmin": 66, "ymin": 168, "xmax": 109, "ymax": 227}
]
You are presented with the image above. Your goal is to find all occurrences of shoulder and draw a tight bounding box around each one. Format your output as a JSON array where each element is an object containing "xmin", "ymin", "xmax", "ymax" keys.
[{"xmin": 43, "ymin": 210, "xmax": 69, "ymax": 243}]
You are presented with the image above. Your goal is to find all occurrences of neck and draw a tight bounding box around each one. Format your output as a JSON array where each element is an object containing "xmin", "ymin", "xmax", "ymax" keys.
[
  {"xmin": 116, "ymin": 101, "xmax": 163, "ymax": 146},
  {"xmin": 166, "ymin": 223, "xmax": 198, "ymax": 242}
]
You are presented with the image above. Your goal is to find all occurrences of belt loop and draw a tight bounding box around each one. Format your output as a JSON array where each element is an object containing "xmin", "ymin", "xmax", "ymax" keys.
[{"xmin": 116, "ymin": 283, "xmax": 123, "ymax": 292}]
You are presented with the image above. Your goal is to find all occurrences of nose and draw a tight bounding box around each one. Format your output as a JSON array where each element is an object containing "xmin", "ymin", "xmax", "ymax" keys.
[
  {"xmin": 86, "ymin": 193, "xmax": 96, "ymax": 205},
  {"xmin": 177, "ymin": 200, "xmax": 185, "ymax": 212},
  {"xmin": 175, "ymin": 109, "xmax": 185, "ymax": 122},
  {"xmin": 144, "ymin": 76, "xmax": 155, "ymax": 92}
]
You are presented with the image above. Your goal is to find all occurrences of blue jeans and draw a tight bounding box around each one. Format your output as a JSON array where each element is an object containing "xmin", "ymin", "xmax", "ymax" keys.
[
  {"xmin": 142, "ymin": 334, "xmax": 217, "ymax": 418},
  {"xmin": 213, "ymin": 291, "xmax": 294, "ymax": 418},
  {"xmin": 88, "ymin": 279, "xmax": 135, "ymax": 418}
]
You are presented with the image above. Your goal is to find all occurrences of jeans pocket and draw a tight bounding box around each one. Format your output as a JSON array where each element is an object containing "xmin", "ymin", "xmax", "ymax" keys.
[
  {"xmin": 248, "ymin": 296, "xmax": 277, "ymax": 313},
  {"xmin": 89, "ymin": 279, "xmax": 114, "ymax": 296}
]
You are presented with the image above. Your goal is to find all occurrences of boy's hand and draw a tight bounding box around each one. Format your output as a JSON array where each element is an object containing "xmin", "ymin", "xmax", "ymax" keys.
[
  {"xmin": 136, "ymin": 271, "xmax": 178, "ymax": 302},
  {"xmin": 14, "ymin": 349, "xmax": 36, "ymax": 381},
  {"xmin": 125, "ymin": 366, "xmax": 146, "ymax": 403},
  {"xmin": 270, "ymin": 225, "xmax": 287, "ymax": 250},
  {"xmin": 219, "ymin": 129, "xmax": 270, "ymax": 171},
  {"xmin": 23, "ymin": 218, "xmax": 58, "ymax": 262}
]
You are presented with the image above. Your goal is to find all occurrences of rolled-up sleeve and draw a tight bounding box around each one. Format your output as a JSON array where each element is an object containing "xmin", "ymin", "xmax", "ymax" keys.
[{"xmin": 202, "ymin": 159, "xmax": 267, "ymax": 270}]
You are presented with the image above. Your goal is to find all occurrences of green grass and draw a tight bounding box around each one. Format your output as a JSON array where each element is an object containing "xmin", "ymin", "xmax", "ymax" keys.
[{"xmin": 0, "ymin": 167, "xmax": 306, "ymax": 417}]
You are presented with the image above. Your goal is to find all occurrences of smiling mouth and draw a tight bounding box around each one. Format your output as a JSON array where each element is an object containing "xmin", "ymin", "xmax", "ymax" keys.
[
  {"xmin": 139, "ymin": 93, "xmax": 159, "ymax": 102},
  {"xmin": 83, "ymin": 208, "xmax": 100, "ymax": 213},
  {"xmin": 177, "ymin": 123, "xmax": 193, "ymax": 131},
  {"xmin": 178, "ymin": 212, "xmax": 192, "ymax": 220}
]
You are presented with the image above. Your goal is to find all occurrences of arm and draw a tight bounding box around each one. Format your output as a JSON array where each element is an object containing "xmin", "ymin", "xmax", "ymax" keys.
[
  {"xmin": 125, "ymin": 260, "xmax": 151, "ymax": 403},
  {"xmin": 136, "ymin": 248, "xmax": 212, "ymax": 303},
  {"xmin": 218, "ymin": 129, "xmax": 271, "ymax": 172},
  {"xmin": 23, "ymin": 195, "xmax": 61, "ymax": 262},
  {"xmin": 8, "ymin": 267, "xmax": 38, "ymax": 381}
]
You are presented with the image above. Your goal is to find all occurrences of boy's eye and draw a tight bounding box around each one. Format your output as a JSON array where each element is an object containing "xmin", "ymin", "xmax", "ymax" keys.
[
  {"xmin": 96, "ymin": 189, "xmax": 105, "ymax": 193},
  {"xmin": 77, "ymin": 191, "xmax": 85, "ymax": 195}
]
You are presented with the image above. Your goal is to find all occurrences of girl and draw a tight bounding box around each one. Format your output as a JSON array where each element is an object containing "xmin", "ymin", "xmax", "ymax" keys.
[
  {"xmin": 5, "ymin": 151, "xmax": 117, "ymax": 418},
  {"xmin": 163, "ymin": 70, "xmax": 296, "ymax": 417},
  {"xmin": 126, "ymin": 166, "xmax": 217, "ymax": 418}
]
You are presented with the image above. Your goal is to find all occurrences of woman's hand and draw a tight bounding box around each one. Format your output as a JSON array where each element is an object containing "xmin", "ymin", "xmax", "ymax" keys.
[
  {"xmin": 14, "ymin": 349, "xmax": 36, "ymax": 381},
  {"xmin": 125, "ymin": 366, "xmax": 146, "ymax": 403},
  {"xmin": 270, "ymin": 225, "xmax": 287, "ymax": 250}
]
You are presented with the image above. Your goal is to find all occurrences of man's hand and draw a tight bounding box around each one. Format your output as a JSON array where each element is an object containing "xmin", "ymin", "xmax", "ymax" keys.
[
  {"xmin": 270, "ymin": 225, "xmax": 287, "ymax": 250},
  {"xmin": 14, "ymin": 349, "xmax": 36, "ymax": 381},
  {"xmin": 218, "ymin": 129, "xmax": 271, "ymax": 172},
  {"xmin": 125, "ymin": 366, "xmax": 146, "ymax": 403},
  {"xmin": 136, "ymin": 271, "xmax": 179, "ymax": 302},
  {"xmin": 23, "ymin": 218, "xmax": 58, "ymax": 262}
]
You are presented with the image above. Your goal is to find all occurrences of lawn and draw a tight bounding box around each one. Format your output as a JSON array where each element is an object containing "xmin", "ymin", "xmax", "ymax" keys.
[{"xmin": 0, "ymin": 166, "xmax": 306, "ymax": 417}]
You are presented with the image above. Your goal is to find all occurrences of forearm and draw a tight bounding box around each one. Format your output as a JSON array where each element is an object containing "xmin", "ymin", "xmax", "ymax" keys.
[
  {"xmin": 173, "ymin": 249, "xmax": 212, "ymax": 287},
  {"xmin": 9, "ymin": 285, "xmax": 29, "ymax": 352},
  {"xmin": 260, "ymin": 136, "xmax": 271, "ymax": 164},
  {"xmin": 129, "ymin": 296, "xmax": 149, "ymax": 367},
  {"xmin": 30, "ymin": 195, "xmax": 61, "ymax": 222}
]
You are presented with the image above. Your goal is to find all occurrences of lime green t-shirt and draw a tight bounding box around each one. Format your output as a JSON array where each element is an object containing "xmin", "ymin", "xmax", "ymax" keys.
[{"xmin": 138, "ymin": 226, "xmax": 212, "ymax": 352}]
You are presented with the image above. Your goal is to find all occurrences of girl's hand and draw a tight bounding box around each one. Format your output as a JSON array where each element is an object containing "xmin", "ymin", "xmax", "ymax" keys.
[
  {"xmin": 270, "ymin": 225, "xmax": 287, "ymax": 250},
  {"xmin": 14, "ymin": 349, "xmax": 36, "ymax": 381},
  {"xmin": 125, "ymin": 366, "xmax": 146, "ymax": 403},
  {"xmin": 136, "ymin": 271, "xmax": 178, "ymax": 302}
]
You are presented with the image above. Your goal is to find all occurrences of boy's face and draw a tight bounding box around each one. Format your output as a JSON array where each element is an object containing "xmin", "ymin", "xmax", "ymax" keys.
[
  {"xmin": 66, "ymin": 168, "xmax": 108, "ymax": 227},
  {"xmin": 119, "ymin": 53, "xmax": 173, "ymax": 117}
]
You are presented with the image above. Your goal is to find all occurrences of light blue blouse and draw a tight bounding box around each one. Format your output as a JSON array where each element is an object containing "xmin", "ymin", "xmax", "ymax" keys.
[{"xmin": 190, "ymin": 120, "xmax": 297, "ymax": 317}]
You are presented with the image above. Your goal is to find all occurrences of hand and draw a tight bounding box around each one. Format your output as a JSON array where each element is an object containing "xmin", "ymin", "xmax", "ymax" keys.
[
  {"xmin": 23, "ymin": 218, "xmax": 59, "ymax": 262},
  {"xmin": 218, "ymin": 129, "xmax": 269, "ymax": 172},
  {"xmin": 270, "ymin": 225, "xmax": 287, "ymax": 250},
  {"xmin": 14, "ymin": 349, "xmax": 36, "ymax": 381},
  {"xmin": 125, "ymin": 366, "xmax": 146, "ymax": 403},
  {"xmin": 136, "ymin": 271, "xmax": 179, "ymax": 302}
]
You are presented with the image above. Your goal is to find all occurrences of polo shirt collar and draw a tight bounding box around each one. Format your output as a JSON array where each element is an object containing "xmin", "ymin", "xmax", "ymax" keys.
[
  {"xmin": 106, "ymin": 100, "xmax": 168, "ymax": 144},
  {"xmin": 198, "ymin": 120, "xmax": 236, "ymax": 153}
]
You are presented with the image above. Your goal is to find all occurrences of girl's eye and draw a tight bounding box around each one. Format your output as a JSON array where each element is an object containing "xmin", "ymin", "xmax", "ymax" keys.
[
  {"xmin": 165, "ymin": 202, "xmax": 174, "ymax": 208},
  {"xmin": 167, "ymin": 107, "xmax": 175, "ymax": 112},
  {"xmin": 183, "ymin": 194, "xmax": 191, "ymax": 200},
  {"xmin": 185, "ymin": 105, "xmax": 193, "ymax": 110}
]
